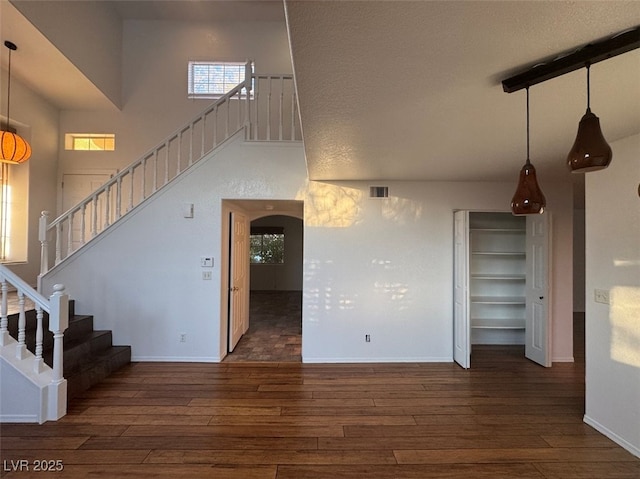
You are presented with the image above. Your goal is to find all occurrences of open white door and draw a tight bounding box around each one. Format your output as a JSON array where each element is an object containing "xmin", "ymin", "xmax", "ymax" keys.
[
  {"xmin": 453, "ymin": 210, "xmax": 470, "ymax": 369},
  {"xmin": 228, "ymin": 211, "xmax": 249, "ymax": 352},
  {"xmin": 525, "ymin": 214, "xmax": 551, "ymax": 367}
]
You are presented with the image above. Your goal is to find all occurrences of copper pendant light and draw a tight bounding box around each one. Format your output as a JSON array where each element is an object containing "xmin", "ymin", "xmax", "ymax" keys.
[
  {"xmin": 566, "ymin": 64, "xmax": 611, "ymax": 173},
  {"xmin": 511, "ymin": 87, "xmax": 546, "ymax": 216},
  {"xmin": 1, "ymin": 41, "xmax": 31, "ymax": 165}
]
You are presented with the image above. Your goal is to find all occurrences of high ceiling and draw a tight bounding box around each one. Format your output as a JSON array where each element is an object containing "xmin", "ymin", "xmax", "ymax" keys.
[
  {"xmin": 2, "ymin": 0, "xmax": 639, "ymax": 188},
  {"xmin": 285, "ymin": 1, "xmax": 640, "ymax": 183}
]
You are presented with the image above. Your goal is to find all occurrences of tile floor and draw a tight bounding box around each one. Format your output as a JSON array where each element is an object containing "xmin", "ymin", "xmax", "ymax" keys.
[{"xmin": 224, "ymin": 290, "xmax": 302, "ymax": 362}]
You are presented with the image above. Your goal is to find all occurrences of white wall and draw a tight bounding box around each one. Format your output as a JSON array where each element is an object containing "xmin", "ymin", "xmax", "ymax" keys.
[
  {"xmin": 584, "ymin": 133, "xmax": 640, "ymax": 457},
  {"xmin": 43, "ymin": 135, "xmax": 307, "ymax": 362},
  {"xmin": 43, "ymin": 139, "xmax": 574, "ymax": 364},
  {"xmin": 302, "ymin": 180, "xmax": 574, "ymax": 363},
  {"xmin": 2, "ymin": 75, "xmax": 59, "ymax": 285},
  {"xmin": 250, "ymin": 215, "xmax": 303, "ymax": 291},
  {"xmin": 11, "ymin": 0, "xmax": 123, "ymax": 107},
  {"xmin": 58, "ymin": 17, "xmax": 292, "ymax": 180},
  {"xmin": 573, "ymin": 208, "xmax": 586, "ymax": 312}
]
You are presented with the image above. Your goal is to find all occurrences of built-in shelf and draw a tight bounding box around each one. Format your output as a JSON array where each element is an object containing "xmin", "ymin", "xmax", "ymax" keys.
[
  {"xmin": 471, "ymin": 319, "xmax": 525, "ymax": 330},
  {"xmin": 470, "ymin": 228, "xmax": 526, "ymax": 233},
  {"xmin": 471, "ymin": 296, "xmax": 525, "ymax": 305},
  {"xmin": 470, "ymin": 273, "xmax": 526, "ymax": 280},
  {"xmin": 467, "ymin": 212, "xmax": 527, "ymax": 346},
  {"xmin": 471, "ymin": 251, "xmax": 525, "ymax": 256}
]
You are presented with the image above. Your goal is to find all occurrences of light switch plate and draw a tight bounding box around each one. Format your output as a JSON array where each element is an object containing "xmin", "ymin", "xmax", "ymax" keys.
[{"xmin": 594, "ymin": 289, "xmax": 610, "ymax": 304}]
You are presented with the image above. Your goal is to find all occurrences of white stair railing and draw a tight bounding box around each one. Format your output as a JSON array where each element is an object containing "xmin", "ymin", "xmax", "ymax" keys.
[
  {"xmin": 38, "ymin": 72, "xmax": 300, "ymax": 282},
  {"xmin": 0, "ymin": 264, "xmax": 69, "ymax": 422}
]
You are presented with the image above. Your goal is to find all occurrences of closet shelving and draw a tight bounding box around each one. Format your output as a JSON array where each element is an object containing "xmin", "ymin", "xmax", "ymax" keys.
[{"xmin": 469, "ymin": 213, "xmax": 526, "ymax": 344}]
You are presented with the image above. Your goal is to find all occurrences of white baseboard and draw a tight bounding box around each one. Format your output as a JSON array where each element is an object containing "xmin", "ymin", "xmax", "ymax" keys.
[
  {"xmin": 584, "ymin": 414, "xmax": 640, "ymax": 458},
  {"xmin": 0, "ymin": 414, "xmax": 39, "ymax": 423},
  {"xmin": 131, "ymin": 355, "xmax": 220, "ymax": 363},
  {"xmin": 552, "ymin": 356, "xmax": 575, "ymax": 363},
  {"xmin": 301, "ymin": 356, "xmax": 451, "ymax": 364}
]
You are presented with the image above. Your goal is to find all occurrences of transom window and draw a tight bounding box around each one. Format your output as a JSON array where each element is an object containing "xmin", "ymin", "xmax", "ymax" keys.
[
  {"xmin": 188, "ymin": 61, "xmax": 253, "ymax": 99},
  {"xmin": 65, "ymin": 133, "xmax": 115, "ymax": 151}
]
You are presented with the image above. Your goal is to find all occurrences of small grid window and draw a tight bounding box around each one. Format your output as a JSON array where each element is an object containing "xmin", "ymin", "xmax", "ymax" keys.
[
  {"xmin": 65, "ymin": 133, "xmax": 115, "ymax": 151},
  {"xmin": 250, "ymin": 227, "xmax": 284, "ymax": 264},
  {"xmin": 188, "ymin": 61, "xmax": 252, "ymax": 99}
]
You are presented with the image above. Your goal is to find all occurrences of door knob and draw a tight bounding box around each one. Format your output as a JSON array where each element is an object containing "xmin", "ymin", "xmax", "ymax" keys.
[{"xmin": 539, "ymin": 296, "xmax": 544, "ymax": 300}]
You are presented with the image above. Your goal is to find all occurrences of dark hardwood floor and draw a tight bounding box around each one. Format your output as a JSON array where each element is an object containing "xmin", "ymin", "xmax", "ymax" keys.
[{"xmin": 1, "ymin": 302, "xmax": 638, "ymax": 478}]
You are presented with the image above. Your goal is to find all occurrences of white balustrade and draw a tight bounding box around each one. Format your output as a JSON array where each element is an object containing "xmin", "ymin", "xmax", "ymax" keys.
[
  {"xmin": 0, "ymin": 265, "xmax": 69, "ymax": 420},
  {"xmin": 37, "ymin": 71, "xmax": 300, "ymax": 279}
]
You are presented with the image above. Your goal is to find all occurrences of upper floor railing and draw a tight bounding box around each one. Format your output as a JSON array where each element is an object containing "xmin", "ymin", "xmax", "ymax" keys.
[{"xmin": 38, "ymin": 71, "xmax": 301, "ymax": 282}]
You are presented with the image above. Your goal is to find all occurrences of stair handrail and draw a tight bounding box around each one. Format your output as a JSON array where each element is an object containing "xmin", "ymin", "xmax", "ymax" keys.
[{"xmin": 0, "ymin": 264, "xmax": 69, "ymax": 381}]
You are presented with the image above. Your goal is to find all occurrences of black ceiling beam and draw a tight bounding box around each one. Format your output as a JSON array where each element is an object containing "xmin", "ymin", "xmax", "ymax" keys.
[{"xmin": 502, "ymin": 26, "xmax": 640, "ymax": 93}]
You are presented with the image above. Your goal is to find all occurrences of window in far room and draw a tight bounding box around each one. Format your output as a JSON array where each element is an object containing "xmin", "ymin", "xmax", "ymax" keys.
[
  {"xmin": 250, "ymin": 226, "xmax": 284, "ymax": 264},
  {"xmin": 188, "ymin": 61, "xmax": 254, "ymax": 99}
]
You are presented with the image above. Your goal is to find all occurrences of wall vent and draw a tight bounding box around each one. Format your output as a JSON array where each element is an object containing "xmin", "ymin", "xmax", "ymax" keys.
[{"xmin": 369, "ymin": 186, "xmax": 389, "ymax": 198}]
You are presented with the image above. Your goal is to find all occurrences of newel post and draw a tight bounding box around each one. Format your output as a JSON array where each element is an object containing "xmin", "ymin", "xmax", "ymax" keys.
[
  {"xmin": 38, "ymin": 211, "xmax": 50, "ymax": 292},
  {"xmin": 47, "ymin": 284, "xmax": 68, "ymax": 420}
]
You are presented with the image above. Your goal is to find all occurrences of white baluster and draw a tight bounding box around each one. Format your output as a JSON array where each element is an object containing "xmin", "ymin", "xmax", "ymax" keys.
[
  {"xmin": 92, "ymin": 195, "xmax": 98, "ymax": 238},
  {"xmin": 15, "ymin": 291, "xmax": 26, "ymax": 360},
  {"xmin": 104, "ymin": 186, "xmax": 111, "ymax": 229},
  {"xmin": 279, "ymin": 76, "xmax": 284, "ymax": 141},
  {"xmin": 267, "ymin": 77, "xmax": 272, "ymax": 140},
  {"xmin": 66, "ymin": 213, "xmax": 73, "ymax": 257},
  {"xmin": 33, "ymin": 307, "xmax": 44, "ymax": 374},
  {"xmin": 0, "ymin": 279, "xmax": 8, "ymax": 345},
  {"xmin": 55, "ymin": 223, "xmax": 62, "ymax": 265},
  {"xmin": 164, "ymin": 141, "xmax": 170, "ymax": 186},
  {"xmin": 39, "ymin": 211, "xmax": 50, "ymax": 278},
  {"xmin": 80, "ymin": 204, "xmax": 86, "ymax": 245},
  {"xmin": 128, "ymin": 167, "xmax": 135, "ymax": 212},
  {"xmin": 212, "ymin": 109, "xmax": 217, "ymax": 148},
  {"xmin": 116, "ymin": 176, "xmax": 123, "ymax": 220},
  {"xmin": 291, "ymin": 86, "xmax": 297, "ymax": 141},
  {"xmin": 201, "ymin": 114, "xmax": 206, "ymax": 156},
  {"xmin": 237, "ymin": 88, "xmax": 242, "ymax": 131},
  {"xmin": 153, "ymin": 150, "xmax": 158, "ymax": 193},
  {"xmin": 141, "ymin": 156, "xmax": 147, "ymax": 200},
  {"xmin": 177, "ymin": 132, "xmax": 182, "ymax": 176},
  {"xmin": 225, "ymin": 97, "xmax": 230, "ymax": 139},
  {"xmin": 254, "ymin": 87, "xmax": 260, "ymax": 140},
  {"xmin": 189, "ymin": 123, "xmax": 194, "ymax": 166}
]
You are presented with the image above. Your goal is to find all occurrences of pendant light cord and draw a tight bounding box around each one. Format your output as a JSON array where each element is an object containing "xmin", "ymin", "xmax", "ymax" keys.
[
  {"xmin": 586, "ymin": 63, "xmax": 591, "ymax": 111},
  {"xmin": 4, "ymin": 44, "xmax": 12, "ymax": 131},
  {"xmin": 526, "ymin": 86, "xmax": 530, "ymax": 164}
]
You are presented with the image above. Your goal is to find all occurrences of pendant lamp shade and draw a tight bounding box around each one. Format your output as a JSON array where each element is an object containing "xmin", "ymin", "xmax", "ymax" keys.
[
  {"xmin": 1, "ymin": 40, "xmax": 31, "ymax": 165},
  {"xmin": 511, "ymin": 87, "xmax": 546, "ymax": 216},
  {"xmin": 1, "ymin": 130, "xmax": 31, "ymax": 164},
  {"xmin": 511, "ymin": 159, "xmax": 546, "ymax": 215},
  {"xmin": 566, "ymin": 108, "xmax": 612, "ymax": 172},
  {"xmin": 567, "ymin": 65, "xmax": 611, "ymax": 173}
]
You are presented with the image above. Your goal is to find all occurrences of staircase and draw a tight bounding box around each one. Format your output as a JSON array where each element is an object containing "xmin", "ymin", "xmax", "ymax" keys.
[{"xmin": 6, "ymin": 301, "xmax": 130, "ymax": 400}]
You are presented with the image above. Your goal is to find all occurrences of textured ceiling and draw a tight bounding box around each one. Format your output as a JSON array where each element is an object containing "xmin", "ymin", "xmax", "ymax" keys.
[
  {"xmin": 3, "ymin": 0, "xmax": 639, "ymax": 189},
  {"xmin": 285, "ymin": 0, "xmax": 640, "ymax": 183}
]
